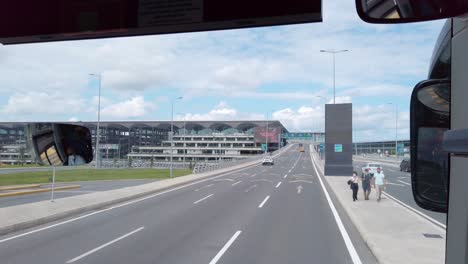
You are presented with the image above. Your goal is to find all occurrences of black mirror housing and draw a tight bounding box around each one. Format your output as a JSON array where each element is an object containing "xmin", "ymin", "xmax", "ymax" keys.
[
  {"xmin": 356, "ymin": 0, "xmax": 468, "ymax": 24},
  {"xmin": 410, "ymin": 79, "xmax": 450, "ymax": 213},
  {"xmin": 26, "ymin": 123, "xmax": 93, "ymax": 166}
]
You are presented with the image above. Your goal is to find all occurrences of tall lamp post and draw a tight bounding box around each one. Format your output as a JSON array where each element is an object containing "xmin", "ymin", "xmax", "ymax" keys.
[
  {"xmin": 177, "ymin": 112, "xmax": 187, "ymax": 166},
  {"xmin": 89, "ymin": 74, "xmax": 102, "ymax": 169},
  {"xmin": 320, "ymin": 49, "xmax": 349, "ymax": 104},
  {"xmin": 387, "ymin": 103, "xmax": 399, "ymax": 159},
  {"xmin": 170, "ymin": 97, "xmax": 183, "ymax": 177},
  {"xmin": 265, "ymin": 112, "xmax": 269, "ymax": 155}
]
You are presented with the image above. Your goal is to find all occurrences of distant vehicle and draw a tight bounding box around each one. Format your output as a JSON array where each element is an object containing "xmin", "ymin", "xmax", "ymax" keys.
[
  {"xmin": 400, "ymin": 158, "xmax": 411, "ymax": 172},
  {"xmin": 362, "ymin": 163, "xmax": 383, "ymax": 175},
  {"xmin": 261, "ymin": 157, "xmax": 274, "ymax": 166},
  {"xmin": 298, "ymin": 143, "xmax": 305, "ymax": 152}
]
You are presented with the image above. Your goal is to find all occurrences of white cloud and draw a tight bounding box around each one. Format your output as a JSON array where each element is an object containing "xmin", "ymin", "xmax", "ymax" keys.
[
  {"xmin": 178, "ymin": 101, "xmax": 263, "ymax": 121},
  {"xmin": 1, "ymin": 92, "xmax": 85, "ymax": 120},
  {"xmin": 100, "ymin": 96, "xmax": 156, "ymax": 120}
]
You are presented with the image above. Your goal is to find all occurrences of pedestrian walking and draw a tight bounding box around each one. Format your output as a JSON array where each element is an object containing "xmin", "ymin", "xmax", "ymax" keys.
[
  {"xmin": 361, "ymin": 168, "xmax": 373, "ymax": 200},
  {"xmin": 372, "ymin": 167, "xmax": 387, "ymax": 202},
  {"xmin": 348, "ymin": 171, "xmax": 359, "ymax": 201}
]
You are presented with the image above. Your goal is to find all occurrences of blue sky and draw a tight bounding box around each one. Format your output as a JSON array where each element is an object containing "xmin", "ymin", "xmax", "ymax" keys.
[{"xmin": 0, "ymin": 0, "xmax": 445, "ymax": 141}]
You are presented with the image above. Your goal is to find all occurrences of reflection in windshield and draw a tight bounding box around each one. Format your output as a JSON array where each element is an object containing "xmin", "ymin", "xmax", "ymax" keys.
[{"xmin": 417, "ymin": 127, "xmax": 449, "ymax": 204}]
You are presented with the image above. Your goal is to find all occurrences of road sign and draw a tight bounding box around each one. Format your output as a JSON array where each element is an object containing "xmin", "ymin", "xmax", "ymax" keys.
[
  {"xmin": 261, "ymin": 144, "xmax": 267, "ymax": 151},
  {"xmin": 334, "ymin": 144, "xmax": 343, "ymax": 152}
]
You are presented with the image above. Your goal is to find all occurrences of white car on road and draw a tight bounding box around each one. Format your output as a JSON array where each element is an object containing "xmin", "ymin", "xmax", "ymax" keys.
[
  {"xmin": 362, "ymin": 163, "xmax": 383, "ymax": 175},
  {"xmin": 262, "ymin": 157, "xmax": 274, "ymax": 166}
]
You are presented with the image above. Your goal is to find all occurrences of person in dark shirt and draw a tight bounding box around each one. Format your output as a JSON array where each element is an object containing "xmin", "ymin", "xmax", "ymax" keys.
[{"xmin": 361, "ymin": 168, "xmax": 373, "ymax": 200}]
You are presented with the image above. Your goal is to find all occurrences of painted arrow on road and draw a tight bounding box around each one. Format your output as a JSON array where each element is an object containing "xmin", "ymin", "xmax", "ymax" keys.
[
  {"xmin": 245, "ymin": 184, "xmax": 258, "ymax": 193},
  {"xmin": 289, "ymin": 180, "xmax": 313, "ymax": 184},
  {"xmin": 297, "ymin": 185, "xmax": 303, "ymax": 194}
]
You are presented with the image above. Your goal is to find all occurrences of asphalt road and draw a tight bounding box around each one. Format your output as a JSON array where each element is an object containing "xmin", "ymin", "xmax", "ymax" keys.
[
  {"xmin": 0, "ymin": 180, "xmax": 156, "ymax": 208},
  {"xmin": 0, "ymin": 145, "xmax": 377, "ymax": 264},
  {"xmin": 353, "ymin": 160, "xmax": 447, "ymax": 226}
]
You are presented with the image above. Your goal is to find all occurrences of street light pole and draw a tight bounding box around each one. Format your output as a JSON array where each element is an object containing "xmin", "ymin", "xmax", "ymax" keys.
[
  {"xmin": 90, "ymin": 74, "xmax": 102, "ymax": 169},
  {"xmin": 170, "ymin": 97, "xmax": 183, "ymax": 178},
  {"xmin": 387, "ymin": 103, "xmax": 399, "ymax": 159},
  {"xmin": 177, "ymin": 112, "xmax": 187, "ymax": 166},
  {"xmin": 320, "ymin": 50, "xmax": 349, "ymax": 104},
  {"xmin": 265, "ymin": 112, "xmax": 269, "ymax": 155}
]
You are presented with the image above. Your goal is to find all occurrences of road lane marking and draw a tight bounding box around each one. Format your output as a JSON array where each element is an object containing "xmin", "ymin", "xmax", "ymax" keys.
[
  {"xmin": 193, "ymin": 194, "xmax": 214, "ymax": 204},
  {"xmin": 397, "ymin": 180, "xmax": 411, "ymax": 186},
  {"xmin": 195, "ymin": 184, "xmax": 214, "ymax": 191},
  {"xmin": 283, "ymin": 174, "xmax": 288, "ymax": 179},
  {"xmin": 213, "ymin": 178, "xmax": 234, "ymax": 182},
  {"xmin": 0, "ymin": 147, "xmax": 295, "ymax": 244},
  {"xmin": 386, "ymin": 182, "xmax": 405, "ymax": 187},
  {"xmin": 66, "ymin": 227, "xmax": 144, "ymax": 263},
  {"xmin": 383, "ymin": 191, "xmax": 446, "ymax": 230},
  {"xmin": 250, "ymin": 179, "xmax": 273, "ymax": 183},
  {"xmin": 258, "ymin": 196, "xmax": 270, "ymax": 208},
  {"xmin": 232, "ymin": 180, "xmax": 242, "ymax": 186},
  {"xmin": 310, "ymin": 148, "xmax": 362, "ymax": 264},
  {"xmin": 289, "ymin": 180, "xmax": 313, "ymax": 184},
  {"xmin": 249, "ymin": 173, "xmax": 257, "ymax": 178},
  {"xmin": 275, "ymin": 182, "xmax": 282, "ymax": 188},
  {"xmin": 209, "ymin": 230, "xmax": 242, "ymax": 264},
  {"xmin": 397, "ymin": 176, "xmax": 409, "ymax": 179}
]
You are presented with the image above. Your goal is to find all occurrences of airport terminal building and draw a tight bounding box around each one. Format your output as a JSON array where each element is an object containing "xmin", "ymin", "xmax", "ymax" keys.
[{"xmin": 0, "ymin": 121, "xmax": 291, "ymax": 164}]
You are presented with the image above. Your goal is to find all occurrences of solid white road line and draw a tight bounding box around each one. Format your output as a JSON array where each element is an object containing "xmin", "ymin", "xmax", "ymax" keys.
[
  {"xmin": 386, "ymin": 182, "xmax": 405, "ymax": 187},
  {"xmin": 213, "ymin": 178, "xmax": 234, "ymax": 182},
  {"xmin": 232, "ymin": 180, "xmax": 242, "ymax": 186},
  {"xmin": 66, "ymin": 227, "xmax": 144, "ymax": 263},
  {"xmin": 383, "ymin": 191, "xmax": 446, "ymax": 230},
  {"xmin": 208, "ymin": 230, "xmax": 242, "ymax": 264},
  {"xmin": 258, "ymin": 196, "xmax": 270, "ymax": 208},
  {"xmin": 310, "ymin": 149, "xmax": 362, "ymax": 264},
  {"xmin": 397, "ymin": 180, "xmax": 411, "ymax": 186},
  {"xmin": 193, "ymin": 194, "xmax": 214, "ymax": 204},
  {"xmin": 275, "ymin": 182, "xmax": 282, "ymax": 188},
  {"xmin": 195, "ymin": 183, "xmax": 214, "ymax": 191}
]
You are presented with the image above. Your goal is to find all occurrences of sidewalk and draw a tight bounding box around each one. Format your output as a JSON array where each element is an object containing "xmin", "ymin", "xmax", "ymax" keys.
[
  {"xmin": 0, "ymin": 144, "xmax": 293, "ymax": 237},
  {"xmin": 311, "ymin": 147, "xmax": 445, "ymax": 264}
]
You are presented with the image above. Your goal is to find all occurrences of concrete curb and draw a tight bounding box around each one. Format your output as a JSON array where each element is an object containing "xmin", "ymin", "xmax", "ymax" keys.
[
  {"xmin": 0, "ymin": 185, "xmax": 81, "ymax": 198},
  {"xmin": 0, "ymin": 184, "xmax": 41, "ymax": 191}
]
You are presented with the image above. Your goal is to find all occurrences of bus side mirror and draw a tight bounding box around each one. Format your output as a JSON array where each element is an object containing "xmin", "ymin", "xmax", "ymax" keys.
[
  {"xmin": 26, "ymin": 123, "xmax": 93, "ymax": 166},
  {"xmin": 356, "ymin": 0, "xmax": 468, "ymax": 24},
  {"xmin": 410, "ymin": 79, "xmax": 450, "ymax": 213}
]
